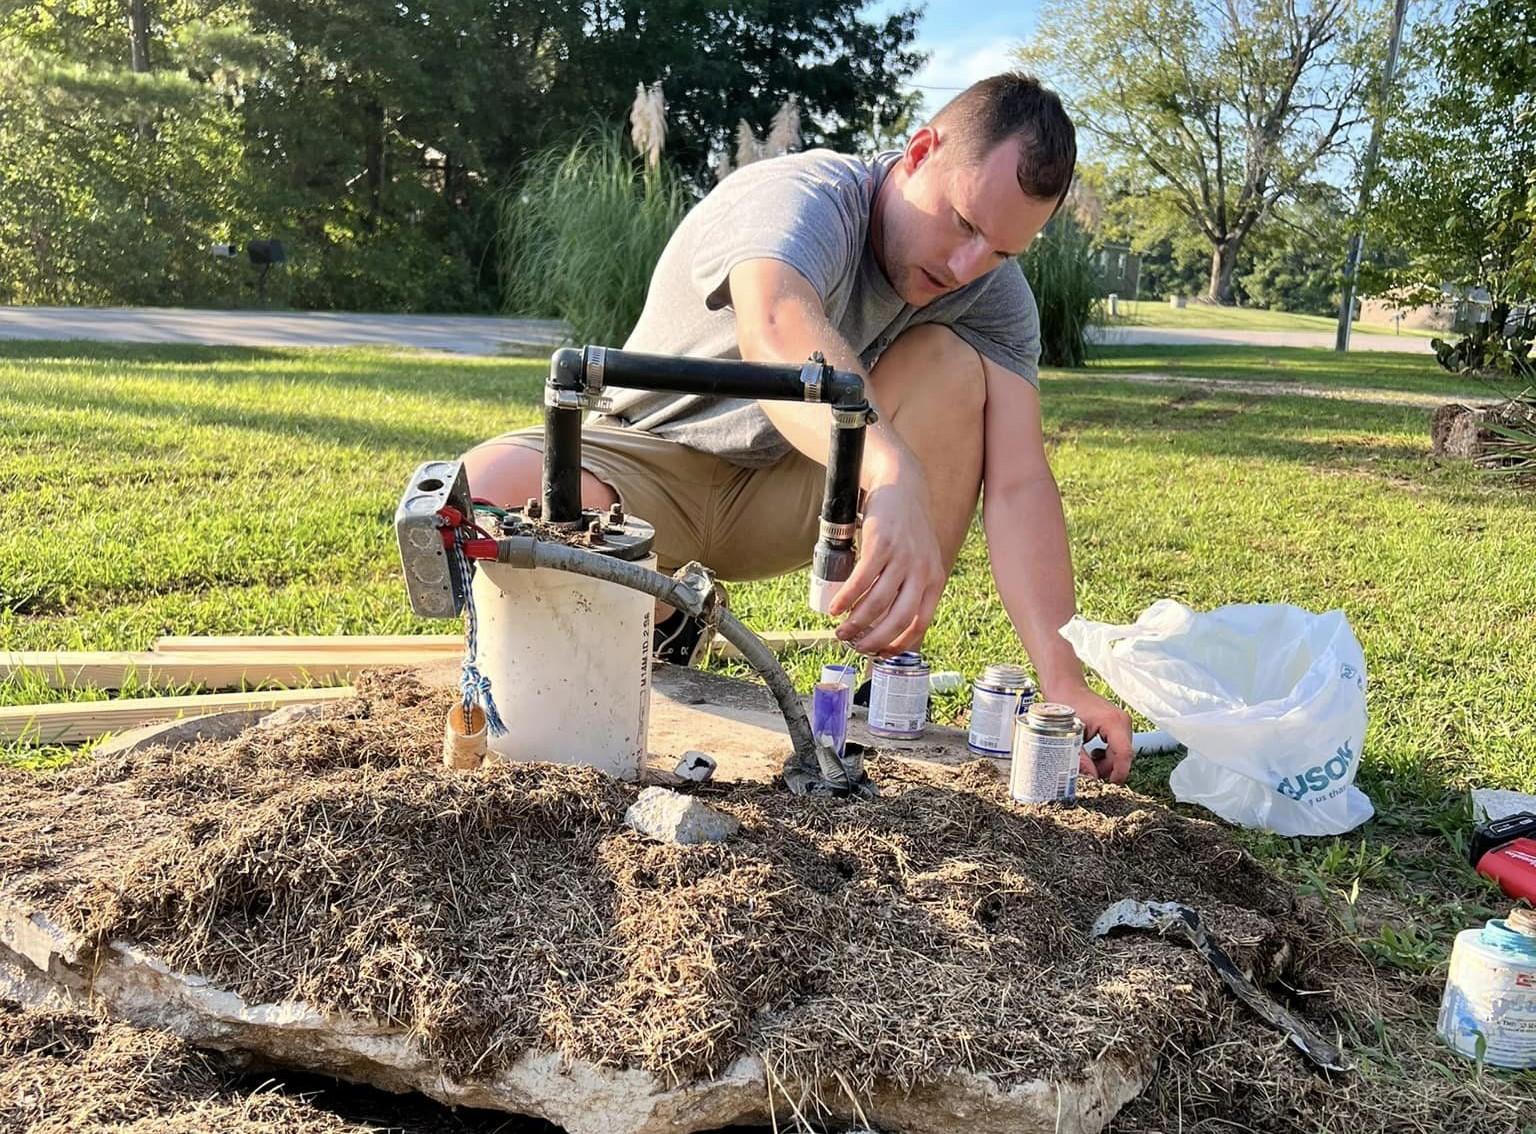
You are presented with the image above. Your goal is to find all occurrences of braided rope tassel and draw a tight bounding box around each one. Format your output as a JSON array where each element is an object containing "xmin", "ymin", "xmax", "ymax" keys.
[{"xmin": 453, "ymin": 538, "xmax": 508, "ymax": 737}]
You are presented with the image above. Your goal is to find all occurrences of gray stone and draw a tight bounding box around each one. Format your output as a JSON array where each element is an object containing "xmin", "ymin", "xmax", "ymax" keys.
[
  {"xmin": 1472, "ymin": 788, "xmax": 1536, "ymax": 822},
  {"xmin": 91, "ymin": 709, "xmax": 277, "ymax": 760},
  {"xmin": 624, "ymin": 786, "xmax": 739, "ymax": 845}
]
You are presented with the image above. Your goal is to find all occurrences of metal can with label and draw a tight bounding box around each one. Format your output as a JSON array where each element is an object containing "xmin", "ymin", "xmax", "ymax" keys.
[
  {"xmin": 1010, "ymin": 701, "xmax": 1082, "ymax": 804},
  {"xmin": 1437, "ymin": 907, "xmax": 1536, "ymax": 1069},
  {"xmin": 967, "ymin": 664, "xmax": 1036, "ymax": 756},
  {"xmin": 867, "ymin": 652, "xmax": 929, "ymax": 739}
]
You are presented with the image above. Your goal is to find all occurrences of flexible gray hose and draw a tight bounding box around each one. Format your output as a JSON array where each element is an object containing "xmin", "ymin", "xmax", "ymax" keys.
[{"xmin": 509, "ymin": 539, "xmax": 821, "ymax": 772}]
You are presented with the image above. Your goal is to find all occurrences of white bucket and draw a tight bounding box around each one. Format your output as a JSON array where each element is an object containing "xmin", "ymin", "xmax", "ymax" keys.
[{"xmin": 470, "ymin": 553, "xmax": 655, "ymax": 780}]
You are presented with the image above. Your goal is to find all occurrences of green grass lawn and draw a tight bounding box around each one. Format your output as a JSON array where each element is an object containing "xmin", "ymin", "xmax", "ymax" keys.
[
  {"xmin": 1105, "ymin": 297, "xmax": 1439, "ymax": 338},
  {"xmin": 2, "ymin": 338, "xmax": 1535, "ymax": 1099},
  {"xmin": 1085, "ymin": 343, "xmax": 1514, "ymax": 400}
]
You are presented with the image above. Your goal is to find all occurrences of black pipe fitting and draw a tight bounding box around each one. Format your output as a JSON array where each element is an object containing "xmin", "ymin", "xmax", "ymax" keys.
[{"xmin": 540, "ymin": 346, "xmax": 870, "ymax": 605}]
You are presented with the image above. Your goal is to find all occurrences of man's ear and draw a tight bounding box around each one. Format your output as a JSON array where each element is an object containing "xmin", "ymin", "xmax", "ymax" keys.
[{"xmin": 903, "ymin": 125, "xmax": 940, "ymax": 173}]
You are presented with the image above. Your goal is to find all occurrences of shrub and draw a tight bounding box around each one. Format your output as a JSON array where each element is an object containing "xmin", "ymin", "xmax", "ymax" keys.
[
  {"xmin": 497, "ymin": 131, "xmax": 689, "ymax": 347},
  {"xmin": 1020, "ymin": 215, "xmax": 1100, "ymax": 367}
]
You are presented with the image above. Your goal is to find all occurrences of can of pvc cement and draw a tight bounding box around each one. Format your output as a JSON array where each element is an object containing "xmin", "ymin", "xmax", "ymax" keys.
[
  {"xmin": 1437, "ymin": 907, "xmax": 1536, "ymax": 1069},
  {"xmin": 868, "ymin": 652, "xmax": 929, "ymax": 739},
  {"xmin": 1010, "ymin": 702, "xmax": 1082, "ymax": 804},
  {"xmin": 967, "ymin": 664, "xmax": 1036, "ymax": 756}
]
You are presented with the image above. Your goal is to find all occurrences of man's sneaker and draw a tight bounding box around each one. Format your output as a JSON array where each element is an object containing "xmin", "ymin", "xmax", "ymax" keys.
[{"xmin": 653, "ymin": 606, "xmax": 724, "ymax": 666}]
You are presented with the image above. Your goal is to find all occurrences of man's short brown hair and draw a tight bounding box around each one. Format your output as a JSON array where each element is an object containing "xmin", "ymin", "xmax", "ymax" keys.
[{"xmin": 929, "ymin": 72, "xmax": 1077, "ymax": 206}]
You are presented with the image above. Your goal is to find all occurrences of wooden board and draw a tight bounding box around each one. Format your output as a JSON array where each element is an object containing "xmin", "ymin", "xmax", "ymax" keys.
[
  {"xmin": 1, "ymin": 630, "xmax": 846, "ymax": 694},
  {"xmin": 4, "ymin": 651, "xmax": 405, "ymax": 691},
  {"xmin": 0, "ymin": 686, "xmax": 354, "ymax": 745},
  {"xmin": 155, "ymin": 630, "xmax": 838, "ymax": 667},
  {"xmin": 154, "ymin": 634, "xmax": 461, "ymax": 657}
]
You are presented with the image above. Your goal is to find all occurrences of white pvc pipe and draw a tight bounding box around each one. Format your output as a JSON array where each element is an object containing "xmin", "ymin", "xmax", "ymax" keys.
[{"xmin": 471, "ymin": 553, "xmax": 656, "ymax": 780}]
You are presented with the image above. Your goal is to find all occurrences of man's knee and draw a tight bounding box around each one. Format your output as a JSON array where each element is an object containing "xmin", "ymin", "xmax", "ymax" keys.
[
  {"xmin": 873, "ymin": 323, "xmax": 987, "ymax": 427},
  {"xmin": 459, "ymin": 438, "xmax": 618, "ymax": 511}
]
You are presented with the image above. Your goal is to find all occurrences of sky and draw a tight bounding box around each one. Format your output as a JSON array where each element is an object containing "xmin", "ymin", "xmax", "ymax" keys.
[{"xmin": 868, "ymin": 0, "xmax": 1047, "ymax": 121}]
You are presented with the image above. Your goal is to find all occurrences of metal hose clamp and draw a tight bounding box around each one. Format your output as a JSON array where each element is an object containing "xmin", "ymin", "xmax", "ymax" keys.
[
  {"xmin": 800, "ymin": 352, "xmax": 828, "ymax": 403},
  {"xmin": 832, "ymin": 403, "xmax": 877, "ymax": 429}
]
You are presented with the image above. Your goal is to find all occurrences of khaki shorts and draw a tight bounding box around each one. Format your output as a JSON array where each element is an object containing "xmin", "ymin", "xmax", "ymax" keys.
[{"xmin": 488, "ymin": 424, "xmax": 825, "ymax": 579}]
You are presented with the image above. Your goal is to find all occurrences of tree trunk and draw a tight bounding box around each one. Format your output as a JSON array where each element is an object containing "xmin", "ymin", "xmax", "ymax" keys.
[
  {"xmin": 128, "ymin": 0, "xmax": 151, "ymax": 72},
  {"xmin": 1207, "ymin": 238, "xmax": 1240, "ymax": 304}
]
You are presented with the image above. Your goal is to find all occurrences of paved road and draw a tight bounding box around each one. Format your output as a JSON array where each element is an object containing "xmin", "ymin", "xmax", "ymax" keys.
[
  {"xmin": 1089, "ymin": 325, "xmax": 1434, "ymax": 354},
  {"xmin": 0, "ymin": 305, "xmax": 1436, "ymax": 356},
  {"xmin": 0, "ymin": 306, "xmax": 569, "ymax": 356}
]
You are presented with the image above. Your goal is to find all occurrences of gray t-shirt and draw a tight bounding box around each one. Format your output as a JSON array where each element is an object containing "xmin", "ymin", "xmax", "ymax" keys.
[{"xmin": 600, "ymin": 148, "xmax": 1042, "ymax": 468}]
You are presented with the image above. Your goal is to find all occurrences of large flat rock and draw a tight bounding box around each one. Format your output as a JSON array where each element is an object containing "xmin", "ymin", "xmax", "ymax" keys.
[{"xmin": 0, "ymin": 901, "xmax": 1146, "ymax": 1134}]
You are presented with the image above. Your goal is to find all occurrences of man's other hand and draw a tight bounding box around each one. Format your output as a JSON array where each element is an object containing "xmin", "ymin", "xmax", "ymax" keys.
[
  {"xmin": 827, "ymin": 457, "xmax": 945, "ymax": 657},
  {"xmin": 1049, "ymin": 683, "xmax": 1133, "ymax": 784}
]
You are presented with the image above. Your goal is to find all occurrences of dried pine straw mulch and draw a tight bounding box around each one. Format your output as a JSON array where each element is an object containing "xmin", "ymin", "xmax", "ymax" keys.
[
  {"xmin": 2, "ymin": 668, "xmax": 1532, "ymax": 1132},
  {"xmin": 0, "ymin": 998, "xmax": 374, "ymax": 1134}
]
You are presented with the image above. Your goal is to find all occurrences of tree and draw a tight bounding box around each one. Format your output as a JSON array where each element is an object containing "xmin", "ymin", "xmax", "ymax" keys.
[
  {"xmin": 1, "ymin": 0, "xmax": 920, "ymax": 310},
  {"xmin": 0, "ymin": 4, "xmax": 264, "ymax": 305},
  {"xmin": 1367, "ymin": 0, "xmax": 1536, "ymax": 323},
  {"xmin": 1092, "ymin": 167, "xmax": 1211, "ymax": 300},
  {"xmin": 1237, "ymin": 189, "xmax": 1352, "ymax": 314},
  {"xmin": 1023, "ymin": 0, "xmax": 1387, "ymax": 304},
  {"xmin": 525, "ymin": 0, "xmax": 923, "ymax": 185}
]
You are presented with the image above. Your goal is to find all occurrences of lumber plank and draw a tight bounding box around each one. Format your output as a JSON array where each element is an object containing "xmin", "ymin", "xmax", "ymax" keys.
[
  {"xmin": 6, "ymin": 628, "xmax": 844, "ymax": 694},
  {"xmin": 5, "ymin": 650, "xmax": 442, "ymax": 691},
  {"xmin": 0, "ymin": 686, "xmax": 354, "ymax": 745},
  {"xmin": 156, "ymin": 629, "xmax": 841, "ymax": 664},
  {"xmin": 154, "ymin": 634, "xmax": 461, "ymax": 656}
]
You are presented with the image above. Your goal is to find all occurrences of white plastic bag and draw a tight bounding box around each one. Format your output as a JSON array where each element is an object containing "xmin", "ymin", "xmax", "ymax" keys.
[{"xmin": 1060, "ymin": 599, "xmax": 1373, "ymax": 836}]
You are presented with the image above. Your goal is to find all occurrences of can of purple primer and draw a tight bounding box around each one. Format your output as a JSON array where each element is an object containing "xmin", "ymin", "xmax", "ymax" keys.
[
  {"xmin": 867, "ymin": 652, "xmax": 929, "ymax": 739},
  {"xmin": 812, "ymin": 681, "xmax": 852, "ymax": 759}
]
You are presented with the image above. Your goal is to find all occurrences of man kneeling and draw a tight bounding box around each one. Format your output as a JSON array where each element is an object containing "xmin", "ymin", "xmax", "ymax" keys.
[{"xmin": 462, "ymin": 72, "xmax": 1134, "ymax": 782}]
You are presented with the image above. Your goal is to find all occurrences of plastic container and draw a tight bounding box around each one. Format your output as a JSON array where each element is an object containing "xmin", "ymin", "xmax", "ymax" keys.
[
  {"xmin": 820, "ymin": 664, "xmax": 859, "ymax": 720},
  {"xmin": 470, "ymin": 552, "xmax": 656, "ymax": 779},
  {"xmin": 812, "ymin": 681, "xmax": 851, "ymax": 759},
  {"xmin": 1437, "ymin": 908, "xmax": 1536, "ymax": 1069}
]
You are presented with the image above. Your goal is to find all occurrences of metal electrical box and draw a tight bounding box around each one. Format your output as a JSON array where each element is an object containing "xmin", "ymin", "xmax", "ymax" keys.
[{"xmin": 395, "ymin": 460, "xmax": 473, "ymax": 618}]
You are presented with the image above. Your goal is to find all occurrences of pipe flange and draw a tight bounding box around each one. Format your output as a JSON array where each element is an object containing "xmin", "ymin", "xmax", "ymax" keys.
[{"xmin": 497, "ymin": 507, "xmax": 656, "ymax": 561}]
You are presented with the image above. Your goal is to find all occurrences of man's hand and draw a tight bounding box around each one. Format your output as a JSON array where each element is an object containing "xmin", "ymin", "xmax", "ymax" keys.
[
  {"xmin": 827, "ymin": 453, "xmax": 946, "ymax": 656},
  {"xmin": 1047, "ymin": 681, "xmax": 1133, "ymax": 783},
  {"xmin": 727, "ymin": 258, "xmax": 949, "ymax": 657}
]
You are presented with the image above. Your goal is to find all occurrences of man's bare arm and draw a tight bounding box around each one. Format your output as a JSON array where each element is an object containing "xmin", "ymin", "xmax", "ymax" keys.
[
  {"xmin": 979, "ymin": 354, "xmax": 1134, "ymax": 781},
  {"xmin": 727, "ymin": 258, "xmax": 897, "ymax": 479},
  {"xmin": 726, "ymin": 257, "xmax": 945, "ymax": 654}
]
